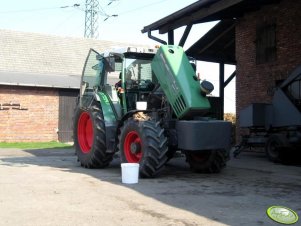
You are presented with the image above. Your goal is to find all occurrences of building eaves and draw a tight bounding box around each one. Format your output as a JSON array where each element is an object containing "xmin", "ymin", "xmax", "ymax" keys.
[
  {"xmin": 141, "ymin": 0, "xmax": 280, "ymax": 34},
  {"xmin": 141, "ymin": 0, "xmax": 219, "ymax": 34},
  {"xmin": 0, "ymin": 71, "xmax": 80, "ymax": 89}
]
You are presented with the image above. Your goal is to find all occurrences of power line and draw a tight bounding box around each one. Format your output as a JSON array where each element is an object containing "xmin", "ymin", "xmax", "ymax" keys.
[
  {"xmin": 51, "ymin": 10, "xmax": 79, "ymax": 34},
  {"xmin": 0, "ymin": 7, "xmax": 61, "ymax": 14},
  {"xmin": 0, "ymin": 1, "xmax": 117, "ymax": 39},
  {"xmin": 0, "ymin": 4, "xmax": 82, "ymax": 14}
]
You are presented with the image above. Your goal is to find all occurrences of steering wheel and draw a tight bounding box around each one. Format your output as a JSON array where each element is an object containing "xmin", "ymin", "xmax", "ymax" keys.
[
  {"xmin": 126, "ymin": 79, "xmax": 154, "ymax": 90},
  {"xmin": 125, "ymin": 79, "xmax": 145, "ymax": 89},
  {"xmin": 137, "ymin": 79, "xmax": 155, "ymax": 90},
  {"xmin": 133, "ymin": 79, "xmax": 147, "ymax": 86}
]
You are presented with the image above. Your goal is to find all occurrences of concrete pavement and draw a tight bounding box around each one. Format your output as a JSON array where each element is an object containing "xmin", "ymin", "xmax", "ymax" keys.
[{"xmin": 0, "ymin": 148, "xmax": 300, "ymax": 226}]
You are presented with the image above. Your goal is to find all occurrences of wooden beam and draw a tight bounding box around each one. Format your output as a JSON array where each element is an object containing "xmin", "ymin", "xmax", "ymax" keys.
[
  {"xmin": 168, "ymin": 30, "xmax": 174, "ymax": 45},
  {"xmin": 179, "ymin": 24, "xmax": 192, "ymax": 47},
  {"xmin": 222, "ymin": 38, "xmax": 235, "ymax": 50},
  {"xmin": 219, "ymin": 63, "xmax": 225, "ymax": 118},
  {"xmin": 224, "ymin": 71, "xmax": 236, "ymax": 87},
  {"xmin": 159, "ymin": 0, "xmax": 243, "ymax": 34}
]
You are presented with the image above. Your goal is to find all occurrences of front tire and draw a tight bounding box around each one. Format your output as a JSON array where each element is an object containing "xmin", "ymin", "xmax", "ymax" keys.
[
  {"xmin": 118, "ymin": 115, "xmax": 168, "ymax": 178},
  {"xmin": 185, "ymin": 149, "xmax": 228, "ymax": 173},
  {"xmin": 73, "ymin": 102, "xmax": 113, "ymax": 168}
]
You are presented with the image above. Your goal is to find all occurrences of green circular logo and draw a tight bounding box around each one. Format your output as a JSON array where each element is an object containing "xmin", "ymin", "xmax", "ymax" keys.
[{"xmin": 267, "ymin": 206, "xmax": 299, "ymax": 225}]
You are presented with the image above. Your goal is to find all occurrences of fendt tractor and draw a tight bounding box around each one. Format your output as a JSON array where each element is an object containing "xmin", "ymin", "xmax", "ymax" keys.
[{"xmin": 74, "ymin": 45, "xmax": 232, "ymax": 177}]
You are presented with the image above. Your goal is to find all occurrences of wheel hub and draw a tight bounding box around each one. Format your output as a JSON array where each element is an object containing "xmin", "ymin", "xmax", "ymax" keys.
[
  {"xmin": 268, "ymin": 140, "xmax": 280, "ymax": 157},
  {"xmin": 130, "ymin": 142, "xmax": 141, "ymax": 154}
]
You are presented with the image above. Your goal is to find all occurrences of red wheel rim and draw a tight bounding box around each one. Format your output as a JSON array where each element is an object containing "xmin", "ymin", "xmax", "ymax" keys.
[
  {"xmin": 124, "ymin": 131, "xmax": 142, "ymax": 162},
  {"xmin": 77, "ymin": 112, "xmax": 93, "ymax": 153}
]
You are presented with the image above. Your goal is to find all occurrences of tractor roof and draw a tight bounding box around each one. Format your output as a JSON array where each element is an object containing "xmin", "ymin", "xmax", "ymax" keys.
[{"xmin": 103, "ymin": 46, "xmax": 158, "ymax": 57}]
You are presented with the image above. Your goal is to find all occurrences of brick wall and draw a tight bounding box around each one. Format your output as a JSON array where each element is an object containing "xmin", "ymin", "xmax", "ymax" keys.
[
  {"xmin": 0, "ymin": 86, "xmax": 59, "ymax": 142},
  {"xmin": 235, "ymin": 0, "xmax": 301, "ymax": 139}
]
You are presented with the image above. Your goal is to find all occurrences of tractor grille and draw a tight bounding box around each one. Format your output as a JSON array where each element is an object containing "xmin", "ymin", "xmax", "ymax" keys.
[{"xmin": 172, "ymin": 95, "xmax": 187, "ymax": 117}]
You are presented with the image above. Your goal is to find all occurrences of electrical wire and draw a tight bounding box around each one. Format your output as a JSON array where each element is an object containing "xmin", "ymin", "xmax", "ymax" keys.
[
  {"xmin": 51, "ymin": 10, "xmax": 80, "ymax": 34},
  {"xmin": 0, "ymin": 6, "xmax": 65, "ymax": 14}
]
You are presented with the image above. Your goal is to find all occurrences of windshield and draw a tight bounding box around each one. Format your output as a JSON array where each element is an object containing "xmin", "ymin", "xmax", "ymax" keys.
[{"xmin": 124, "ymin": 58, "xmax": 155, "ymax": 83}]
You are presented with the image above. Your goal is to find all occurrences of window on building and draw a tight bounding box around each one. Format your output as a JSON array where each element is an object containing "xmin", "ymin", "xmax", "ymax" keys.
[{"xmin": 256, "ymin": 23, "xmax": 276, "ymax": 64}]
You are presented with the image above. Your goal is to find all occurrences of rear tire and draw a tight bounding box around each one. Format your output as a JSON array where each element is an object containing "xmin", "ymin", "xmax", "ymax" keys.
[
  {"xmin": 73, "ymin": 101, "xmax": 113, "ymax": 168},
  {"xmin": 265, "ymin": 134, "xmax": 288, "ymax": 163},
  {"xmin": 118, "ymin": 115, "xmax": 168, "ymax": 178},
  {"xmin": 185, "ymin": 149, "xmax": 228, "ymax": 173}
]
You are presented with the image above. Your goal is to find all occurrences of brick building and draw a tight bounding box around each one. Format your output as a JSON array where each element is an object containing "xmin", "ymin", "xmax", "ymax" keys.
[
  {"xmin": 142, "ymin": 0, "xmax": 301, "ymax": 141},
  {"xmin": 0, "ymin": 86, "xmax": 60, "ymax": 142},
  {"xmin": 235, "ymin": 0, "xmax": 301, "ymax": 114},
  {"xmin": 0, "ymin": 30, "xmax": 135, "ymax": 142}
]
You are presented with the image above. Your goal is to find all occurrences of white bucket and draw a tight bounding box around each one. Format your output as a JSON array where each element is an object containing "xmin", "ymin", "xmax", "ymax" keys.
[
  {"xmin": 136, "ymin": 101, "xmax": 147, "ymax": 110},
  {"xmin": 121, "ymin": 163, "xmax": 139, "ymax": 184}
]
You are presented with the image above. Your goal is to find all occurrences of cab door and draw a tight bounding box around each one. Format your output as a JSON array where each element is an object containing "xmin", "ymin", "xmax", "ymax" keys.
[{"xmin": 80, "ymin": 49, "xmax": 104, "ymax": 108}]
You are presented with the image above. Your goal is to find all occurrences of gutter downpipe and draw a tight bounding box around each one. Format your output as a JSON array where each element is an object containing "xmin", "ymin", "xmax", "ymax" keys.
[{"xmin": 147, "ymin": 31, "xmax": 167, "ymax": 45}]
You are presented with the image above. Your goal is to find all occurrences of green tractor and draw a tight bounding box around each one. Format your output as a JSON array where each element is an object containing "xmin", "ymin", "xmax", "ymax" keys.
[{"xmin": 74, "ymin": 45, "xmax": 231, "ymax": 177}]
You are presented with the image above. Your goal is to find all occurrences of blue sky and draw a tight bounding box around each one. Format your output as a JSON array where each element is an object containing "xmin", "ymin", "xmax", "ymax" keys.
[
  {"xmin": 0, "ymin": 0, "xmax": 236, "ymax": 113},
  {"xmin": 0, "ymin": 0, "xmax": 201, "ymax": 44}
]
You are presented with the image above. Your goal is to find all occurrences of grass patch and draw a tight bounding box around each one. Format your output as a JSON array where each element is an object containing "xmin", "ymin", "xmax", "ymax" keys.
[{"xmin": 0, "ymin": 141, "xmax": 73, "ymax": 149}]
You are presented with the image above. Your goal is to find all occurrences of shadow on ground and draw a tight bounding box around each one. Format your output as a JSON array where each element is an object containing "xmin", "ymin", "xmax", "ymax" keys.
[{"xmin": 1, "ymin": 147, "xmax": 301, "ymax": 226}]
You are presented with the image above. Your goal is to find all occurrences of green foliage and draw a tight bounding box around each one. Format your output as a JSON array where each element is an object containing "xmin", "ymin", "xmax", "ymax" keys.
[{"xmin": 0, "ymin": 141, "xmax": 72, "ymax": 149}]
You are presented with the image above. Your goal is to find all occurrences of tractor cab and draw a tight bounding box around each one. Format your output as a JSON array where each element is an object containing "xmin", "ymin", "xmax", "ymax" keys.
[{"xmin": 80, "ymin": 47, "xmax": 158, "ymax": 118}]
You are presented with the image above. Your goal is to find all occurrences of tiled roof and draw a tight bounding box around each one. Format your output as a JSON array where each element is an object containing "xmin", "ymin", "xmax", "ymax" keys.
[{"xmin": 0, "ymin": 29, "xmax": 141, "ymax": 88}]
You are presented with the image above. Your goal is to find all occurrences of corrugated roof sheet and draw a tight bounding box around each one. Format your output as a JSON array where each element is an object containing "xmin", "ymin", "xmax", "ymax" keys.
[
  {"xmin": 0, "ymin": 71, "xmax": 80, "ymax": 89},
  {"xmin": 0, "ymin": 29, "xmax": 141, "ymax": 88}
]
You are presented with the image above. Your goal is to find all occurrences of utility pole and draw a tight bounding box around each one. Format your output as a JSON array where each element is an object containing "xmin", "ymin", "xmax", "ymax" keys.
[{"xmin": 84, "ymin": 0, "xmax": 99, "ymax": 39}]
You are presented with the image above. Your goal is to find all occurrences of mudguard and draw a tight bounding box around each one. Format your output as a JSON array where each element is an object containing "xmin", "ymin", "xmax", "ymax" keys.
[{"xmin": 96, "ymin": 92, "xmax": 118, "ymax": 153}]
